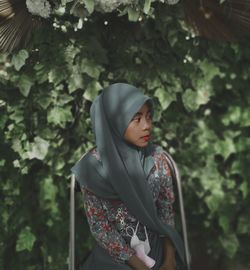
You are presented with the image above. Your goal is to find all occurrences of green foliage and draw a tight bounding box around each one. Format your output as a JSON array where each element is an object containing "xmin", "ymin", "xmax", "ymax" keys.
[
  {"xmin": 0, "ymin": 0, "xmax": 250, "ymax": 269},
  {"xmin": 16, "ymin": 226, "xmax": 36, "ymax": 252},
  {"xmin": 11, "ymin": 49, "xmax": 29, "ymax": 71}
]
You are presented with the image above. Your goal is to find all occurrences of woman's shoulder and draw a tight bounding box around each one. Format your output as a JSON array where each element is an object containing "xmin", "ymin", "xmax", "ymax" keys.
[
  {"xmin": 88, "ymin": 144, "xmax": 169, "ymax": 161},
  {"xmin": 151, "ymin": 144, "xmax": 172, "ymax": 176},
  {"xmin": 152, "ymin": 144, "xmax": 173, "ymax": 165},
  {"xmin": 151, "ymin": 144, "xmax": 167, "ymax": 157}
]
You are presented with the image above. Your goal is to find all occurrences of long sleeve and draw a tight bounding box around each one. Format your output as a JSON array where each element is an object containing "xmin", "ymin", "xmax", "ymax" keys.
[
  {"xmin": 81, "ymin": 188, "xmax": 135, "ymax": 263},
  {"xmin": 156, "ymin": 152, "xmax": 175, "ymax": 227}
]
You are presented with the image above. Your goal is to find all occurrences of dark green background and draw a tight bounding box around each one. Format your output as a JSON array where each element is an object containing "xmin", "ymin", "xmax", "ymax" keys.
[{"xmin": 0, "ymin": 1, "xmax": 249, "ymax": 269}]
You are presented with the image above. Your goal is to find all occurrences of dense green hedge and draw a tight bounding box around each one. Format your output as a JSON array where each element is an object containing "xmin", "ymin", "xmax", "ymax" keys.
[{"xmin": 0, "ymin": 1, "xmax": 250, "ymax": 269}]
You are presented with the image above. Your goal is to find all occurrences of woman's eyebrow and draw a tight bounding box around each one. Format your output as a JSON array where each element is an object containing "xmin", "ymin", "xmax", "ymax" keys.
[{"xmin": 133, "ymin": 110, "xmax": 151, "ymax": 117}]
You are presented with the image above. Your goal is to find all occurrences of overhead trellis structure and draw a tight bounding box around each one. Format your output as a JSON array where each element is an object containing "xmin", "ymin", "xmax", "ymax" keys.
[
  {"xmin": 0, "ymin": 0, "xmax": 58, "ymax": 53},
  {"xmin": 184, "ymin": 0, "xmax": 250, "ymax": 41},
  {"xmin": 1, "ymin": 0, "xmax": 250, "ymax": 52},
  {"xmin": 0, "ymin": 0, "xmax": 40, "ymax": 53}
]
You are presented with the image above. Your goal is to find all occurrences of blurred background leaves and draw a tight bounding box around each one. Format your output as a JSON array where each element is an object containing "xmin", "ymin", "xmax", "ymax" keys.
[{"xmin": 0, "ymin": 0, "xmax": 250, "ymax": 269}]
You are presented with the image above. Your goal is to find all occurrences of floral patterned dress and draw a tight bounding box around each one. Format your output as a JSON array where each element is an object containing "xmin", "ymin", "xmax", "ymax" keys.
[{"xmin": 81, "ymin": 145, "xmax": 175, "ymax": 264}]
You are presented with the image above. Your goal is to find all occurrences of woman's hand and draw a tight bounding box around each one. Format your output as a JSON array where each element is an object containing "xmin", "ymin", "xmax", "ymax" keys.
[
  {"xmin": 161, "ymin": 237, "xmax": 176, "ymax": 270},
  {"xmin": 159, "ymin": 257, "xmax": 176, "ymax": 270},
  {"xmin": 127, "ymin": 254, "xmax": 151, "ymax": 270}
]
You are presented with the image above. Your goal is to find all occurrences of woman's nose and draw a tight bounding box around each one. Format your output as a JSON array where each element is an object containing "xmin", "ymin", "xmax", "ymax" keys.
[{"xmin": 142, "ymin": 118, "xmax": 151, "ymax": 130}]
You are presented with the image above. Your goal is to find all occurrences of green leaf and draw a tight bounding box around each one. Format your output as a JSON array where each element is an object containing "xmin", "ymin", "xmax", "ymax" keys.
[
  {"xmin": 83, "ymin": 81, "xmax": 102, "ymax": 101},
  {"xmin": 34, "ymin": 63, "xmax": 48, "ymax": 84},
  {"xmin": 61, "ymin": 0, "xmax": 74, "ymax": 5},
  {"xmin": 0, "ymin": 159, "xmax": 6, "ymax": 167},
  {"xmin": 18, "ymin": 75, "xmax": 33, "ymax": 97},
  {"xmin": 219, "ymin": 216, "xmax": 230, "ymax": 233},
  {"xmin": 27, "ymin": 136, "xmax": 50, "ymax": 160},
  {"xmin": 80, "ymin": 59, "xmax": 103, "ymax": 79},
  {"xmin": 57, "ymin": 94, "xmax": 73, "ymax": 106},
  {"xmin": 199, "ymin": 60, "xmax": 221, "ymax": 81},
  {"xmin": 143, "ymin": 0, "xmax": 151, "ymax": 14},
  {"xmin": 215, "ymin": 138, "xmax": 236, "ymax": 160},
  {"xmin": 48, "ymin": 68, "xmax": 69, "ymax": 86},
  {"xmin": 182, "ymin": 88, "xmax": 198, "ymax": 111},
  {"xmin": 16, "ymin": 226, "xmax": 36, "ymax": 252},
  {"xmin": 237, "ymin": 216, "xmax": 250, "ymax": 234},
  {"xmin": 128, "ymin": 7, "xmax": 140, "ymax": 22},
  {"xmin": 239, "ymin": 181, "xmax": 248, "ymax": 199},
  {"xmin": 196, "ymin": 87, "xmax": 211, "ymax": 106},
  {"xmin": 235, "ymin": 137, "xmax": 250, "ymax": 152},
  {"xmin": 154, "ymin": 87, "xmax": 176, "ymax": 110},
  {"xmin": 68, "ymin": 70, "xmax": 84, "ymax": 93},
  {"xmin": 9, "ymin": 106, "xmax": 24, "ymax": 124},
  {"xmin": 241, "ymin": 108, "xmax": 250, "ymax": 127},
  {"xmin": 85, "ymin": 0, "xmax": 94, "ymax": 14},
  {"xmin": 202, "ymin": 166, "xmax": 225, "ymax": 213},
  {"xmin": 36, "ymin": 94, "xmax": 52, "ymax": 110},
  {"xmin": 0, "ymin": 114, "xmax": 8, "ymax": 129},
  {"xmin": 219, "ymin": 234, "xmax": 239, "ymax": 258},
  {"xmin": 47, "ymin": 106, "xmax": 73, "ymax": 127},
  {"xmin": 12, "ymin": 50, "xmax": 29, "ymax": 71},
  {"xmin": 182, "ymin": 87, "xmax": 212, "ymax": 112},
  {"xmin": 40, "ymin": 177, "xmax": 59, "ymax": 216},
  {"xmin": 222, "ymin": 106, "xmax": 250, "ymax": 128}
]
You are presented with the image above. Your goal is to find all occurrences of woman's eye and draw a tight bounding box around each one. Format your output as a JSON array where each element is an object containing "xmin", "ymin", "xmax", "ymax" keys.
[{"xmin": 133, "ymin": 118, "xmax": 140, "ymax": 122}]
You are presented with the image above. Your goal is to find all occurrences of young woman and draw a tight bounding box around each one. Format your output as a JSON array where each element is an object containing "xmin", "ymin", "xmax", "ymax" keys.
[{"xmin": 71, "ymin": 83, "xmax": 185, "ymax": 270}]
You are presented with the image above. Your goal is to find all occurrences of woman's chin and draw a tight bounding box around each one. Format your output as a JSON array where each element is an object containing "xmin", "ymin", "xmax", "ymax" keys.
[{"xmin": 135, "ymin": 141, "xmax": 149, "ymax": 148}]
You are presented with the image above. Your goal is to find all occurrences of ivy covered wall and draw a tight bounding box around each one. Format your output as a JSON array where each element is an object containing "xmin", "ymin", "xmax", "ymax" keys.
[{"xmin": 0, "ymin": 1, "xmax": 249, "ymax": 269}]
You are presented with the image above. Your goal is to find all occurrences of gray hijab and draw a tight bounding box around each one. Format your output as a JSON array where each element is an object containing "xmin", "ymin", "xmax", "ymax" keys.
[{"xmin": 71, "ymin": 83, "xmax": 185, "ymax": 269}]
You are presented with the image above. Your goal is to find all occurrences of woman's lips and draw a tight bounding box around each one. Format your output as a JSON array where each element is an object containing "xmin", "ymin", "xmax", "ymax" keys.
[{"xmin": 142, "ymin": 135, "xmax": 150, "ymax": 141}]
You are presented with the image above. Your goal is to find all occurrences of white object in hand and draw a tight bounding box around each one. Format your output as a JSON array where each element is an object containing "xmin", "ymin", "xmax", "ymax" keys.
[
  {"xmin": 133, "ymin": 243, "xmax": 156, "ymax": 268},
  {"xmin": 126, "ymin": 221, "xmax": 156, "ymax": 269}
]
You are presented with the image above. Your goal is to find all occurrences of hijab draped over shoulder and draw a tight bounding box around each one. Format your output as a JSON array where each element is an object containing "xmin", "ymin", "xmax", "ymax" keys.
[{"xmin": 71, "ymin": 83, "xmax": 186, "ymax": 270}]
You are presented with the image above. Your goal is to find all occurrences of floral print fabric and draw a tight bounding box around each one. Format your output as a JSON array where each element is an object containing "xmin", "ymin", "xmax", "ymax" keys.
[{"xmin": 81, "ymin": 145, "xmax": 175, "ymax": 264}]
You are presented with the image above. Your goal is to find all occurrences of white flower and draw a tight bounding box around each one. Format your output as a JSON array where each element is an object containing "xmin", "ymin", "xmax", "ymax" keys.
[
  {"xmin": 94, "ymin": 0, "xmax": 179, "ymax": 13},
  {"xmin": 26, "ymin": 0, "xmax": 52, "ymax": 18},
  {"xmin": 94, "ymin": 0, "xmax": 133, "ymax": 13}
]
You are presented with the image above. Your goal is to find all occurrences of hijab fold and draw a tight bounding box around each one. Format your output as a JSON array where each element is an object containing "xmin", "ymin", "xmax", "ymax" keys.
[{"xmin": 71, "ymin": 83, "xmax": 186, "ymax": 269}]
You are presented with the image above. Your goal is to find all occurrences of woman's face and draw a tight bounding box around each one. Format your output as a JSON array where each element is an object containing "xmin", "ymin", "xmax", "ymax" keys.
[{"xmin": 123, "ymin": 103, "xmax": 153, "ymax": 148}]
